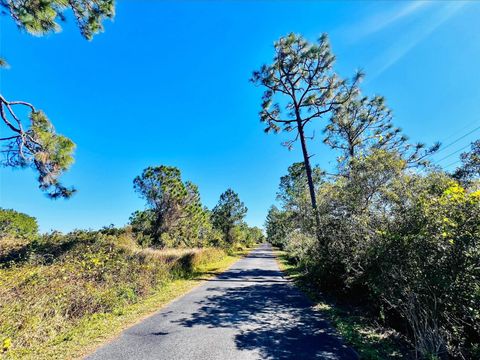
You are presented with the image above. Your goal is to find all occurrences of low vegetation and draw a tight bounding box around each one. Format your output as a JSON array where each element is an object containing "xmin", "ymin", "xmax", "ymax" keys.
[
  {"xmin": 0, "ymin": 227, "xmax": 236, "ymax": 359},
  {"xmin": 276, "ymin": 251, "xmax": 408, "ymax": 360}
]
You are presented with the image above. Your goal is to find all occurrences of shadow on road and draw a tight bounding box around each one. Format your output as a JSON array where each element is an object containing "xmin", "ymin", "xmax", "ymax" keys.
[{"xmin": 175, "ymin": 265, "xmax": 357, "ymax": 359}]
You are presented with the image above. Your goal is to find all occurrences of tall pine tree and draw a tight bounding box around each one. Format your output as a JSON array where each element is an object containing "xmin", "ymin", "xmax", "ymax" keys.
[{"xmin": 251, "ymin": 33, "xmax": 360, "ymax": 237}]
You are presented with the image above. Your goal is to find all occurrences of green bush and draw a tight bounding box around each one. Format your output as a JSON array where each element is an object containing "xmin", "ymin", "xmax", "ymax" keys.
[
  {"xmin": 269, "ymin": 150, "xmax": 480, "ymax": 359},
  {"xmin": 0, "ymin": 208, "xmax": 38, "ymax": 241}
]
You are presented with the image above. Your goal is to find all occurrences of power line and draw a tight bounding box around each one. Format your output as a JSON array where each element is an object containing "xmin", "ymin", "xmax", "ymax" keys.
[
  {"xmin": 438, "ymin": 119, "xmax": 479, "ymax": 144},
  {"xmin": 436, "ymin": 142, "xmax": 472, "ymax": 164},
  {"xmin": 425, "ymin": 124, "xmax": 479, "ymax": 168},
  {"xmin": 444, "ymin": 159, "xmax": 462, "ymax": 169},
  {"xmin": 435, "ymin": 125, "xmax": 480, "ymax": 155}
]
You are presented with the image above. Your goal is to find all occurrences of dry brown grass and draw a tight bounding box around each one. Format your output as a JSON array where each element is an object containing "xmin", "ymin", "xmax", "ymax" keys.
[{"xmin": 0, "ymin": 231, "xmax": 229, "ymax": 359}]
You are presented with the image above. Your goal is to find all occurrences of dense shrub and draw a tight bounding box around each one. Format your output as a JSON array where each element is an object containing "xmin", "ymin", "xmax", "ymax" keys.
[{"xmin": 267, "ymin": 150, "xmax": 480, "ymax": 359}]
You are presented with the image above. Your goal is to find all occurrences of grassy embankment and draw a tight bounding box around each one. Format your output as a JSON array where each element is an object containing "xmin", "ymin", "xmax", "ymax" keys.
[
  {"xmin": 275, "ymin": 249, "xmax": 411, "ymax": 360},
  {"xmin": 0, "ymin": 231, "xmax": 248, "ymax": 359}
]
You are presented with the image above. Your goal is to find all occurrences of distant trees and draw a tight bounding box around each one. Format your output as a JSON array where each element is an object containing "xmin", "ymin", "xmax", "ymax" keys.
[
  {"xmin": 265, "ymin": 205, "xmax": 293, "ymax": 249},
  {"xmin": 132, "ymin": 166, "xmax": 214, "ymax": 248},
  {"xmin": 1, "ymin": 0, "xmax": 115, "ymax": 197},
  {"xmin": 277, "ymin": 162, "xmax": 323, "ymax": 232},
  {"xmin": 0, "ymin": 208, "xmax": 38, "ymax": 241},
  {"xmin": 211, "ymin": 188, "xmax": 247, "ymax": 245},
  {"xmin": 242, "ymin": 225, "xmax": 265, "ymax": 247},
  {"xmin": 251, "ymin": 33, "xmax": 361, "ymax": 237},
  {"xmin": 131, "ymin": 168, "xmax": 258, "ymax": 249}
]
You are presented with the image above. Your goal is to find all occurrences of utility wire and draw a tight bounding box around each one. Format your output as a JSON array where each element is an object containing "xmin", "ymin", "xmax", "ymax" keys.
[
  {"xmin": 438, "ymin": 119, "xmax": 479, "ymax": 144},
  {"xmin": 444, "ymin": 159, "xmax": 462, "ymax": 168},
  {"xmin": 435, "ymin": 142, "xmax": 472, "ymax": 164},
  {"xmin": 434, "ymin": 125, "xmax": 480, "ymax": 155}
]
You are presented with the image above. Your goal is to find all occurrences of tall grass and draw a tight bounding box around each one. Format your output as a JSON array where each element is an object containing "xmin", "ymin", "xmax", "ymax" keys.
[{"xmin": 0, "ymin": 230, "xmax": 227, "ymax": 358}]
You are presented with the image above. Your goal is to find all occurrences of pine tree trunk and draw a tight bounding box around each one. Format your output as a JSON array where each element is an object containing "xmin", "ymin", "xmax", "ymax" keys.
[
  {"xmin": 153, "ymin": 211, "xmax": 164, "ymax": 246},
  {"xmin": 297, "ymin": 120, "xmax": 322, "ymax": 240}
]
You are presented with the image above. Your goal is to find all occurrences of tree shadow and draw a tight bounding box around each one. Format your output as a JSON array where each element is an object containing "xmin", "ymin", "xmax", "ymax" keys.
[{"xmin": 174, "ymin": 266, "xmax": 358, "ymax": 359}]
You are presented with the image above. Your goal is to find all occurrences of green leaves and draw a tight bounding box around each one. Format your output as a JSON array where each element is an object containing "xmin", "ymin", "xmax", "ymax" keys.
[
  {"xmin": 252, "ymin": 33, "xmax": 362, "ymax": 239},
  {"xmin": 30, "ymin": 110, "xmax": 75, "ymax": 176},
  {"xmin": 265, "ymin": 205, "xmax": 294, "ymax": 249},
  {"xmin": 131, "ymin": 168, "xmax": 254, "ymax": 249},
  {"xmin": 132, "ymin": 165, "xmax": 215, "ymax": 248},
  {"xmin": 0, "ymin": 98, "xmax": 76, "ymax": 198},
  {"xmin": 1, "ymin": 1, "xmax": 116, "ymax": 197},
  {"xmin": 251, "ymin": 33, "xmax": 357, "ymax": 138},
  {"xmin": 3, "ymin": 0, "xmax": 115, "ymax": 40},
  {"xmin": 453, "ymin": 139, "xmax": 480, "ymax": 183},
  {"xmin": 211, "ymin": 188, "xmax": 247, "ymax": 244},
  {"xmin": 0, "ymin": 208, "xmax": 38, "ymax": 240},
  {"xmin": 269, "ymin": 151, "xmax": 480, "ymax": 358},
  {"xmin": 325, "ymin": 94, "xmax": 440, "ymax": 169}
]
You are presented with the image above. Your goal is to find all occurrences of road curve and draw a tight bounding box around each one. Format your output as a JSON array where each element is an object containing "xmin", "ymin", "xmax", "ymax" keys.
[{"xmin": 87, "ymin": 243, "xmax": 358, "ymax": 360}]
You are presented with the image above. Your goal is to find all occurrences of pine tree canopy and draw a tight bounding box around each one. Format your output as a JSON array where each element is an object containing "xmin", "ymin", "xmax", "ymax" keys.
[
  {"xmin": 0, "ymin": 96, "xmax": 76, "ymax": 198},
  {"xmin": 212, "ymin": 188, "xmax": 247, "ymax": 243},
  {"xmin": 1, "ymin": 0, "xmax": 115, "ymax": 40},
  {"xmin": 251, "ymin": 32, "xmax": 361, "ymax": 146},
  {"xmin": 324, "ymin": 94, "xmax": 440, "ymax": 169},
  {"xmin": 132, "ymin": 165, "xmax": 214, "ymax": 247}
]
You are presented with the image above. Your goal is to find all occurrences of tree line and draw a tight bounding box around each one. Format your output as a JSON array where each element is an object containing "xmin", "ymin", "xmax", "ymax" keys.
[
  {"xmin": 0, "ymin": 164, "xmax": 263, "ymax": 250},
  {"xmin": 129, "ymin": 164, "xmax": 261, "ymax": 249},
  {"xmin": 257, "ymin": 34, "xmax": 479, "ymax": 359}
]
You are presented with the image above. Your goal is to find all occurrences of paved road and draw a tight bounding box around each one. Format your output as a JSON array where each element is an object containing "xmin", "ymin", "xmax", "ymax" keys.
[{"xmin": 88, "ymin": 244, "xmax": 358, "ymax": 360}]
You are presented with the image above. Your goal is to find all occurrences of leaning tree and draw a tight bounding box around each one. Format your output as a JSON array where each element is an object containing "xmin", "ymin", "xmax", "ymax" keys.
[
  {"xmin": 251, "ymin": 33, "xmax": 361, "ymax": 235},
  {"xmin": 1, "ymin": 0, "xmax": 115, "ymax": 197}
]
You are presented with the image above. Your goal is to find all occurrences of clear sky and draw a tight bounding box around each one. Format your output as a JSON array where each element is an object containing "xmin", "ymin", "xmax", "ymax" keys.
[{"xmin": 1, "ymin": 1, "xmax": 480, "ymax": 232}]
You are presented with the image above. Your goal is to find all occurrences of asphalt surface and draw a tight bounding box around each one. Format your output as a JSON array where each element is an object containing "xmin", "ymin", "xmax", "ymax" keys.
[{"xmin": 87, "ymin": 243, "xmax": 358, "ymax": 360}]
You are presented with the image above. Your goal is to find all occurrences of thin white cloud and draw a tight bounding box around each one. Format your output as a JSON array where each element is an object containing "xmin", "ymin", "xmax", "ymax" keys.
[
  {"xmin": 370, "ymin": 1, "xmax": 468, "ymax": 78},
  {"xmin": 351, "ymin": 1, "xmax": 430, "ymax": 40}
]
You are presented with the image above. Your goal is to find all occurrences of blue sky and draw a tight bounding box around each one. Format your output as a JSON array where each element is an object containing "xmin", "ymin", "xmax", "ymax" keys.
[{"xmin": 1, "ymin": 1, "xmax": 480, "ymax": 232}]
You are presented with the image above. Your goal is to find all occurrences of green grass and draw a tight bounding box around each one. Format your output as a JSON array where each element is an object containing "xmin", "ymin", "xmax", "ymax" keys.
[
  {"xmin": 0, "ymin": 231, "xmax": 251, "ymax": 360},
  {"xmin": 274, "ymin": 250, "xmax": 409, "ymax": 360}
]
